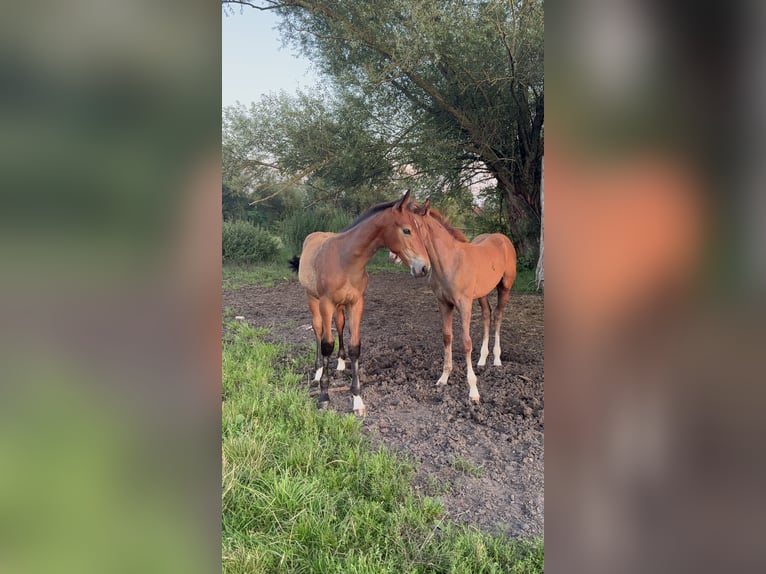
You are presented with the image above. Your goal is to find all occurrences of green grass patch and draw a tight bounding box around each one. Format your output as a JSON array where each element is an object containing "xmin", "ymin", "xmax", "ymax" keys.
[
  {"xmin": 512, "ymin": 266, "xmax": 539, "ymax": 294},
  {"xmin": 222, "ymin": 320, "xmax": 543, "ymax": 573},
  {"xmin": 223, "ymin": 262, "xmax": 296, "ymax": 290}
]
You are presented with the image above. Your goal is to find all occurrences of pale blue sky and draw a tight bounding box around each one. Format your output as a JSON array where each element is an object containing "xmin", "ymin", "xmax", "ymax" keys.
[{"xmin": 222, "ymin": 8, "xmax": 319, "ymax": 107}]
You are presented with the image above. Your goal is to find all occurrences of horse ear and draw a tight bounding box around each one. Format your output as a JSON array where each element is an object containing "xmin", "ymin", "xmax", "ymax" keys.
[
  {"xmin": 394, "ymin": 189, "xmax": 411, "ymax": 212},
  {"xmin": 423, "ymin": 198, "xmax": 431, "ymax": 216}
]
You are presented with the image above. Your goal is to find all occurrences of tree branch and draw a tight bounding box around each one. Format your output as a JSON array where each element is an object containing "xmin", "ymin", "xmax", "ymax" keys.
[
  {"xmin": 249, "ymin": 157, "xmax": 331, "ymax": 205},
  {"xmin": 221, "ymin": 0, "xmax": 280, "ymax": 11}
]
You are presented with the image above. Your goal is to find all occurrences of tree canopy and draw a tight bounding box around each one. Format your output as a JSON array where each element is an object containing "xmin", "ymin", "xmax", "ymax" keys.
[{"xmin": 223, "ymin": 0, "xmax": 543, "ymax": 259}]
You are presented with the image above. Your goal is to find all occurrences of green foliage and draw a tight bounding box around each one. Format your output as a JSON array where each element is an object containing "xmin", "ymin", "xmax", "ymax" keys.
[
  {"xmin": 222, "ymin": 320, "xmax": 543, "ymax": 573},
  {"xmin": 279, "ymin": 207, "xmax": 353, "ymax": 255},
  {"xmin": 275, "ymin": 0, "xmax": 544, "ymax": 256},
  {"xmin": 222, "ymin": 183, "xmax": 251, "ymax": 222},
  {"xmin": 244, "ymin": 184, "xmax": 303, "ymax": 228},
  {"xmin": 222, "ymin": 221, "xmax": 283, "ymax": 264},
  {"xmin": 512, "ymin": 267, "xmax": 538, "ymax": 294}
]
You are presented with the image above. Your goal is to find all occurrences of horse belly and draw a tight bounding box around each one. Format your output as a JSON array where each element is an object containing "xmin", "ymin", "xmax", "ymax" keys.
[{"xmin": 472, "ymin": 267, "xmax": 504, "ymax": 299}]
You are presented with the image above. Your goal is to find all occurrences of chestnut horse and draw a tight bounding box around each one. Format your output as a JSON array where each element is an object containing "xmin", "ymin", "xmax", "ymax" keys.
[
  {"xmin": 293, "ymin": 190, "xmax": 430, "ymax": 415},
  {"xmin": 416, "ymin": 201, "xmax": 517, "ymax": 402}
]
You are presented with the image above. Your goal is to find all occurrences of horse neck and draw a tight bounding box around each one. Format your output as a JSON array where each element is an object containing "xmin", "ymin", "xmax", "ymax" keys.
[
  {"xmin": 424, "ymin": 218, "xmax": 461, "ymax": 276},
  {"xmin": 337, "ymin": 213, "xmax": 388, "ymax": 271}
]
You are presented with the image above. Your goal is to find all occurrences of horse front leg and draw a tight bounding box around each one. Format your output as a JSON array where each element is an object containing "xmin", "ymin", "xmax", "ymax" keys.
[
  {"xmin": 346, "ymin": 299, "xmax": 365, "ymax": 416},
  {"xmin": 457, "ymin": 299, "xmax": 479, "ymax": 402},
  {"xmin": 334, "ymin": 304, "xmax": 347, "ymax": 371},
  {"xmin": 477, "ymin": 296, "xmax": 491, "ymax": 367},
  {"xmin": 318, "ymin": 299, "xmax": 335, "ymax": 408},
  {"xmin": 436, "ymin": 300, "xmax": 454, "ymax": 385}
]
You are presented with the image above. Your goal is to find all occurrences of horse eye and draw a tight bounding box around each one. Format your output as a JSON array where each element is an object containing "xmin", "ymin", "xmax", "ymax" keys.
[{"xmin": 402, "ymin": 228, "xmax": 412, "ymax": 236}]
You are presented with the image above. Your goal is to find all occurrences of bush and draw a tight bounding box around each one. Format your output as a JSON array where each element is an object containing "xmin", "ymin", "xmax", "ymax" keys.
[
  {"xmin": 222, "ymin": 221, "xmax": 283, "ymax": 264},
  {"xmin": 279, "ymin": 208, "xmax": 352, "ymax": 255}
]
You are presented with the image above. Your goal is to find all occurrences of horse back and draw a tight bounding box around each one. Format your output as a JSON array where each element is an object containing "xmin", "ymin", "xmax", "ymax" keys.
[{"xmin": 472, "ymin": 233, "xmax": 517, "ymax": 271}]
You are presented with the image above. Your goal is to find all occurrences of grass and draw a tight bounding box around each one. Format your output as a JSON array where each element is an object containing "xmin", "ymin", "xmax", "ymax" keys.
[
  {"xmin": 223, "ymin": 262, "xmax": 296, "ymax": 290},
  {"xmin": 511, "ymin": 267, "xmax": 539, "ymax": 294},
  {"xmin": 222, "ymin": 320, "xmax": 543, "ymax": 573}
]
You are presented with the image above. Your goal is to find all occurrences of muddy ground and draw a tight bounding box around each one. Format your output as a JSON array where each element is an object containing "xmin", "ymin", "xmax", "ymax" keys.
[{"xmin": 224, "ymin": 269, "xmax": 543, "ymax": 538}]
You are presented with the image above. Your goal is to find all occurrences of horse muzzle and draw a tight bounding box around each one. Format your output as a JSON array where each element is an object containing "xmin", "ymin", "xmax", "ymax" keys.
[{"xmin": 410, "ymin": 260, "xmax": 430, "ymax": 277}]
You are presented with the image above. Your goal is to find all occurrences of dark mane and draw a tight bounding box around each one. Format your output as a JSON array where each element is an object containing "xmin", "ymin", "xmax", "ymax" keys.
[
  {"xmin": 341, "ymin": 199, "xmax": 399, "ymax": 232},
  {"xmin": 413, "ymin": 204, "xmax": 468, "ymax": 243}
]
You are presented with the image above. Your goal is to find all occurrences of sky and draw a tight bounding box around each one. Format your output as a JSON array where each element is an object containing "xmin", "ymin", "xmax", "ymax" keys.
[{"xmin": 222, "ymin": 8, "xmax": 319, "ymax": 107}]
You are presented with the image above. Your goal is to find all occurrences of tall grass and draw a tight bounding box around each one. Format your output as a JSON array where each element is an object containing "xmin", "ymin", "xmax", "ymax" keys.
[{"xmin": 222, "ymin": 321, "xmax": 543, "ymax": 573}]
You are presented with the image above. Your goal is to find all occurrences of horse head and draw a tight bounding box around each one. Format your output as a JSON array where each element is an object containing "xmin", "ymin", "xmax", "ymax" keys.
[{"xmin": 380, "ymin": 190, "xmax": 431, "ymax": 277}]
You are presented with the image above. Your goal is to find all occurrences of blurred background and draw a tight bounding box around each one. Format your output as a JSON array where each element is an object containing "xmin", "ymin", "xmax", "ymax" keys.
[
  {"xmin": 546, "ymin": 0, "xmax": 766, "ymax": 572},
  {"xmin": 0, "ymin": 1, "xmax": 220, "ymax": 573}
]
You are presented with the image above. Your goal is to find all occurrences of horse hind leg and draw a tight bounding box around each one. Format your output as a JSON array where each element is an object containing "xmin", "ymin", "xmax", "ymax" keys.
[
  {"xmin": 457, "ymin": 299, "xmax": 480, "ymax": 402},
  {"xmin": 493, "ymin": 281, "xmax": 512, "ymax": 366},
  {"xmin": 318, "ymin": 299, "xmax": 335, "ymax": 408},
  {"xmin": 308, "ymin": 297, "xmax": 324, "ymax": 381},
  {"xmin": 335, "ymin": 304, "xmax": 347, "ymax": 371},
  {"xmin": 477, "ymin": 296, "xmax": 491, "ymax": 367}
]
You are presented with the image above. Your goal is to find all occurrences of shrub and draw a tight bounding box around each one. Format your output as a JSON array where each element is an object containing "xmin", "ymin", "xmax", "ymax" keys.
[
  {"xmin": 222, "ymin": 221, "xmax": 283, "ymax": 264},
  {"xmin": 279, "ymin": 208, "xmax": 352, "ymax": 255}
]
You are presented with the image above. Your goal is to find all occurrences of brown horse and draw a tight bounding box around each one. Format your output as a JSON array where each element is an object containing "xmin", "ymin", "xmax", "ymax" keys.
[
  {"xmin": 294, "ymin": 190, "xmax": 430, "ymax": 415},
  {"xmin": 415, "ymin": 201, "xmax": 517, "ymax": 402}
]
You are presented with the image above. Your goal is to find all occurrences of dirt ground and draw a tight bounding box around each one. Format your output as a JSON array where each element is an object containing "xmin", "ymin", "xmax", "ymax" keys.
[{"xmin": 223, "ymin": 269, "xmax": 543, "ymax": 538}]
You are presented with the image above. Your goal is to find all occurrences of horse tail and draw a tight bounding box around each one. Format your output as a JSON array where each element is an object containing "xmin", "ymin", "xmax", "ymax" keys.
[{"xmin": 289, "ymin": 256, "xmax": 300, "ymax": 273}]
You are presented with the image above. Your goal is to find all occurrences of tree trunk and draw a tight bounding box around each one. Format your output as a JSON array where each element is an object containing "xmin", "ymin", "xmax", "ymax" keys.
[
  {"xmin": 503, "ymin": 188, "xmax": 539, "ymax": 262},
  {"xmin": 489, "ymin": 156, "xmax": 541, "ymax": 264}
]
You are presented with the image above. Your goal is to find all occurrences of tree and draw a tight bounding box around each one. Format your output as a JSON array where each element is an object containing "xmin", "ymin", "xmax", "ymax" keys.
[{"xmin": 223, "ymin": 0, "xmax": 543, "ymax": 259}]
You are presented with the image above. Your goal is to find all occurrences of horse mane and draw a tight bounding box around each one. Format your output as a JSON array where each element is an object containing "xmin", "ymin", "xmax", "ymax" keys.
[
  {"xmin": 414, "ymin": 204, "xmax": 468, "ymax": 243},
  {"xmin": 341, "ymin": 199, "xmax": 399, "ymax": 232}
]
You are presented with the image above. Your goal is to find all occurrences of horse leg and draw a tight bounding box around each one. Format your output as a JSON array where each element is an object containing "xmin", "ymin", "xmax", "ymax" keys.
[
  {"xmin": 493, "ymin": 282, "xmax": 512, "ymax": 366},
  {"xmin": 318, "ymin": 298, "xmax": 335, "ymax": 408},
  {"xmin": 457, "ymin": 299, "xmax": 480, "ymax": 402},
  {"xmin": 346, "ymin": 299, "xmax": 365, "ymax": 416},
  {"xmin": 308, "ymin": 296, "xmax": 324, "ymax": 382},
  {"xmin": 477, "ymin": 296, "xmax": 491, "ymax": 367},
  {"xmin": 436, "ymin": 300, "xmax": 454, "ymax": 385},
  {"xmin": 335, "ymin": 304, "xmax": 347, "ymax": 371}
]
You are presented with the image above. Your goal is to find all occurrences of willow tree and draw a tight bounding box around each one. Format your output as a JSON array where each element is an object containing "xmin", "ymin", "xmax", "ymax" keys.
[{"xmin": 224, "ymin": 0, "xmax": 544, "ymax": 259}]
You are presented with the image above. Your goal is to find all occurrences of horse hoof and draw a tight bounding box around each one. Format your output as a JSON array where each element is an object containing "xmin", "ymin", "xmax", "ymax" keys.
[
  {"xmin": 493, "ymin": 359, "xmax": 502, "ymax": 367},
  {"xmin": 470, "ymin": 396, "xmax": 480, "ymax": 403},
  {"xmin": 354, "ymin": 407, "xmax": 366, "ymax": 417},
  {"xmin": 318, "ymin": 400, "xmax": 329, "ymax": 410}
]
